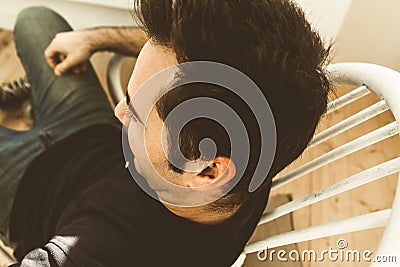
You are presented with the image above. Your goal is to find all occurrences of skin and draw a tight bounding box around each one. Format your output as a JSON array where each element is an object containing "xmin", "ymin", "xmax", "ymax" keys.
[
  {"xmin": 45, "ymin": 27, "xmax": 148, "ymax": 76},
  {"xmin": 45, "ymin": 29, "xmax": 238, "ymax": 224}
]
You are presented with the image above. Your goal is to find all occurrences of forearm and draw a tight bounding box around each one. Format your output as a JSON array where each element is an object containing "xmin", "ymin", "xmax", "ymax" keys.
[
  {"xmin": 45, "ymin": 26, "xmax": 149, "ymax": 76},
  {"xmin": 85, "ymin": 27, "xmax": 148, "ymax": 56}
]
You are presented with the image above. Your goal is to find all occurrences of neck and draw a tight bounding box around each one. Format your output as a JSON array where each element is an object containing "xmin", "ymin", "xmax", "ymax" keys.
[{"xmin": 162, "ymin": 202, "xmax": 241, "ymax": 225}]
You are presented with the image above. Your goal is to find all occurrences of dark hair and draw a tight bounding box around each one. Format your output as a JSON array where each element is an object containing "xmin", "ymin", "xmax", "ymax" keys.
[{"xmin": 133, "ymin": 0, "xmax": 332, "ymax": 204}]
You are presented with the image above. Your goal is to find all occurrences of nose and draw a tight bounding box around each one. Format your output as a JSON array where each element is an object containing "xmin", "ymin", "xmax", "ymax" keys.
[{"xmin": 114, "ymin": 99, "xmax": 127, "ymax": 124}]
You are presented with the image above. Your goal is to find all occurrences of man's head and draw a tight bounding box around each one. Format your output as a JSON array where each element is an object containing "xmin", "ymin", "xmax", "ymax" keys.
[{"xmin": 115, "ymin": 0, "xmax": 331, "ymax": 220}]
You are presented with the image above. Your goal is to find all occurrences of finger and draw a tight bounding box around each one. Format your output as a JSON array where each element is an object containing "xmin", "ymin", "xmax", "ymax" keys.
[
  {"xmin": 48, "ymin": 58, "xmax": 59, "ymax": 69},
  {"xmin": 81, "ymin": 63, "xmax": 87, "ymax": 72},
  {"xmin": 54, "ymin": 57, "xmax": 75, "ymax": 76},
  {"xmin": 79, "ymin": 63, "xmax": 88, "ymax": 73},
  {"xmin": 44, "ymin": 48, "xmax": 60, "ymax": 69},
  {"xmin": 44, "ymin": 42, "xmax": 66, "ymax": 64},
  {"xmin": 73, "ymin": 66, "xmax": 84, "ymax": 74},
  {"xmin": 72, "ymin": 63, "xmax": 87, "ymax": 74}
]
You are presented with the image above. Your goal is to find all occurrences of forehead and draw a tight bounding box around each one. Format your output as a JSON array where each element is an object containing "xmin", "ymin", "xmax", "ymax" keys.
[{"xmin": 128, "ymin": 41, "xmax": 178, "ymax": 97}]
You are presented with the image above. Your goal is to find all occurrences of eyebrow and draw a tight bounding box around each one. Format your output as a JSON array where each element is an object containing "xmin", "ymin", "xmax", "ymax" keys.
[{"xmin": 125, "ymin": 90, "xmax": 144, "ymax": 125}]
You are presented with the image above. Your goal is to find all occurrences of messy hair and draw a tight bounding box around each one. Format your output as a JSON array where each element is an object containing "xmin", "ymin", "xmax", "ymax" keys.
[{"xmin": 133, "ymin": 0, "xmax": 332, "ymax": 204}]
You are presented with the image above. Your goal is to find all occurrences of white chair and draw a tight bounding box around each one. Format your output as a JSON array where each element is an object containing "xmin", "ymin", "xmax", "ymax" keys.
[
  {"xmin": 107, "ymin": 56, "xmax": 400, "ymax": 266},
  {"xmin": 241, "ymin": 63, "xmax": 400, "ymax": 266}
]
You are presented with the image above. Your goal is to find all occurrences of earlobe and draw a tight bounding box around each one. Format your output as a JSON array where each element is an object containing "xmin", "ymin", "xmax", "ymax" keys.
[{"xmin": 189, "ymin": 157, "xmax": 236, "ymax": 192}]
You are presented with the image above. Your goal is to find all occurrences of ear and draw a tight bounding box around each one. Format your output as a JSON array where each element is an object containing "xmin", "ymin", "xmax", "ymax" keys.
[{"xmin": 189, "ymin": 156, "xmax": 236, "ymax": 192}]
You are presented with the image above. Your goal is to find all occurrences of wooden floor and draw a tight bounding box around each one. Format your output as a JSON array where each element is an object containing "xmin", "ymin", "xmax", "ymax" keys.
[{"xmin": 0, "ymin": 29, "xmax": 399, "ymax": 267}]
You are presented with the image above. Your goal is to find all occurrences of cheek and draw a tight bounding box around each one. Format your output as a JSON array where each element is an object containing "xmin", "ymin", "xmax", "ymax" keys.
[
  {"xmin": 144, "ymin": 127, "xmax": 166, "ymax": 168},
  {"xmin": 128, "ymin": 124, "xmax": 171, "ymax": 186},
  {"xmin": 128, "ymin": 124, "xmax": 150, "ymax": 177},
  {"xmin": 128, "ymin": 122, "xmax": 163, "ymax": 169},
  {"xmin": 128, "ymin": 123, "xmax": 144, "ymax": 157},
  {"xmin": 144, "ymin": 112, "xmax": 168, "ymax": 165}
]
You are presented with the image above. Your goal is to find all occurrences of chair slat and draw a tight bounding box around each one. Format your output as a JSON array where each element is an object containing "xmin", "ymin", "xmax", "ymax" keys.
[
  {"xmin": 260, "ymin": 158, "xmax": 400, "ymax": 225},
  {"xmin": 272, "ymin": 122, "xmax": 399, "ymax": 190},
  {"xmin": 326, "ymin": 85, "xmax": 370, "ymax": 114},
  {"xmin": 244, "ymin": 209, "xmax": 391, "ymax": 254},
  {"xmin": 310, "ymin": 100, "xmax": 389, "ymax": 147}
]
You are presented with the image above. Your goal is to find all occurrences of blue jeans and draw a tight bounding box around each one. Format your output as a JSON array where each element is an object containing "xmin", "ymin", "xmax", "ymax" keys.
[{"xmin": 0, "ymin": 6, "xmax": 121, "ymax": 246}]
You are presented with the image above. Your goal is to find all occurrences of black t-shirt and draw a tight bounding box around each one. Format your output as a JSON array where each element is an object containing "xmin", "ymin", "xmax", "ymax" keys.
[{"xmin": 9, "ymin": 124, "xmax": 270, "ymax": 267}]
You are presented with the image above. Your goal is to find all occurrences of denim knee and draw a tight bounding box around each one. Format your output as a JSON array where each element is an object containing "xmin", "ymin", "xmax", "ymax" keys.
[{"xmin": 16, "ymin": 6, "xmax": 57, "ymax": 26}]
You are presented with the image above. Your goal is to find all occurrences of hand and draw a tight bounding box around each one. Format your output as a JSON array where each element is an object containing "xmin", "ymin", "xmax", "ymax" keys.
[{"xmin": 44, "ymin": 31, "xmax": 94, "ymax": 76}]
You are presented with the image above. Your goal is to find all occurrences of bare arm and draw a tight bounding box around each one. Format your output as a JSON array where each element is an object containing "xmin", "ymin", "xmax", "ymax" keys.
[
  {"xmin": 87, "ymin": 27, "xmax": 148, "ymax": 56},
  {"xmin": 44, "ymin": 27, "xmax": 148, "ymax": 76}
]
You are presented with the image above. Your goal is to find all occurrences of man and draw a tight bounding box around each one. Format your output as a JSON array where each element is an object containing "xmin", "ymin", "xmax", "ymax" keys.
[{"xmin": 0, "ymin": 0, "xmax": 331, "ymax": 266}]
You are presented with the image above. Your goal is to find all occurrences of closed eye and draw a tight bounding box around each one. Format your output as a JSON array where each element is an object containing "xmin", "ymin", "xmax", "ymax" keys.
[
  {"xmin": 125, "ymin": 91, "xmax": 145, "ymax": 126},
  {"xmin": 124, "ymin": 106, "xmax": 138, "ymax": 123}
]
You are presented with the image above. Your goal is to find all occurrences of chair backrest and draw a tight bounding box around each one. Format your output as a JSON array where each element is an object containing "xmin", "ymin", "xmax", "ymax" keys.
[
  {"xmin": 107, "ymin": 53, "xmax": 129, "ymax": 105},
  {"xmin": 107, "ymin": 58, "xmax": 400, "ymax": 266},
  {"xmin": 240, "ymin": 62, "xmax": 400, "ymax": 266}
]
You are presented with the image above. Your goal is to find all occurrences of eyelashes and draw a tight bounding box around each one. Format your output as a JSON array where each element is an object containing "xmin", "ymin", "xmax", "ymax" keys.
[
  {"xmin": 124, "ymin": 96, "xmax": 144, "ymax": 126},
  {"xmin": 126, "ymin": 92, "xmax": 131, "ymax": 106},
  {"xmin": 124, "ymin": 96, "xmax": 137, "ymax": 124},
  {"xmin": 124, "ymin": 107, "xmax": 137, "ymax": 123}
]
